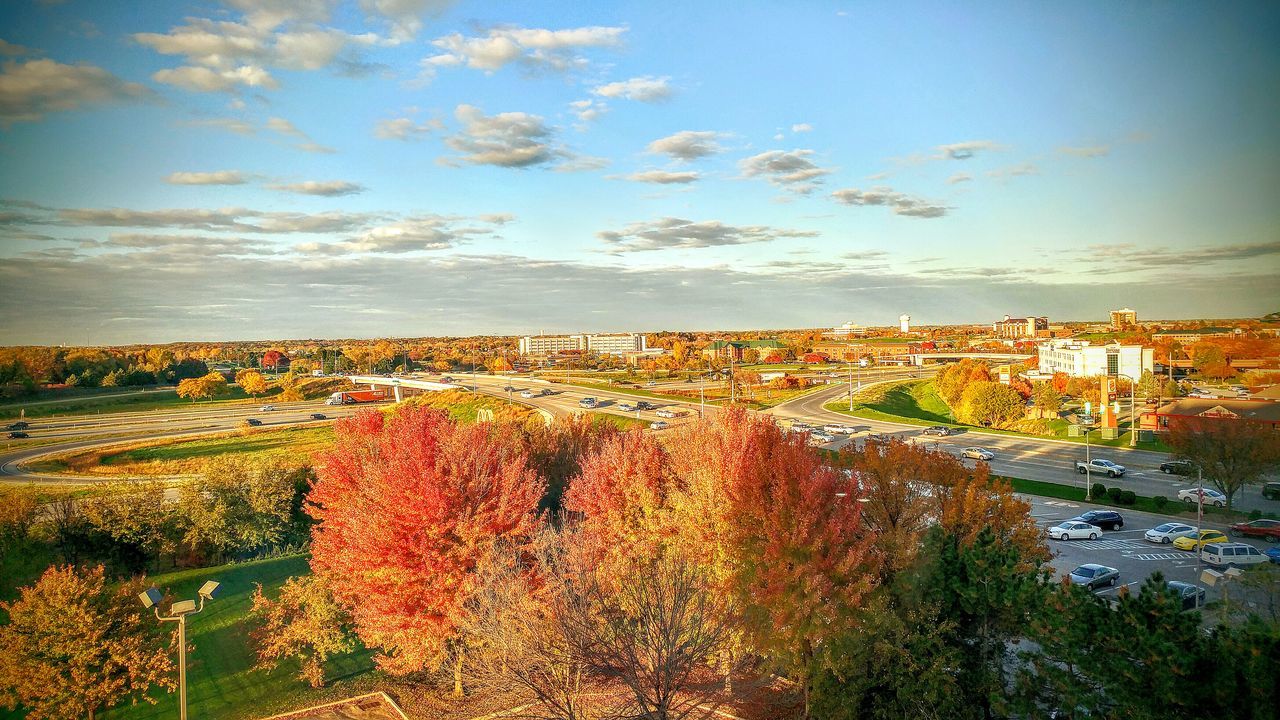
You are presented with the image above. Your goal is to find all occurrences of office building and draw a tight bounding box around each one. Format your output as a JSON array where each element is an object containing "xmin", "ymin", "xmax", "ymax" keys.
[
  {"xmin": 993, "ymin": 315, "xmax": 1049, "ymax": 339},
  {"xmin": 1109, "ymin": 308, "xmax": 1137, "ymax": 328},
  {"xmin": 1151, "ymin": 327, "xmax": 1235, "ymax": 344},
  {"xmin": 824, "ymin": 321, "xmax": 868, "ymax": 339},
  {"xmin": 518, "ymin": 333, "xmax": 647, "ymax": 357},
  {"xmin": 1037, "ymin": 340, "xmax": 1153, "ymax": 379}
]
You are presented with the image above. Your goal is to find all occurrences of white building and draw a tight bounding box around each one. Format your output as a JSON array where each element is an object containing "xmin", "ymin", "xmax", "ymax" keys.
[
  {"xmin": 1037, "ymin": 340, "xmax": 1154, "ymax": 379},
  {"xmin": 824, "ymin": 321, "xmax": 868, "ymax": 339},
  {"xmin": 899, "ymin": 314, "xmax": 911, "ymax": 333},
  {"xmin": 518, "ymin": 333, "xmax": 647, "ymax": 356}
]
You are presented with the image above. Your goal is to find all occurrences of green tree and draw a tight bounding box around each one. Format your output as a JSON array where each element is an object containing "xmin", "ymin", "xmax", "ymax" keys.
[
  {"xmin": 249, "ymin": 574, "xmax": 358, "ymax": 688},
  {"xmin": 1166, "ymin": 416, "xmax": 1280, "ymax": 511},
  {"xmin": 0, "ymin": 565, "xmax": 176, "ymax": 720},
  {"xmin": 179, "ymin": 457, "xmax": 304, "ymax": 561},
  {"xmin": 1031, "ymin": 381, "xmax": 1061, "ymax": 417},
  {"xmin": 957, "ymin": 381, "xmax": 1025, "ymax": 428}
]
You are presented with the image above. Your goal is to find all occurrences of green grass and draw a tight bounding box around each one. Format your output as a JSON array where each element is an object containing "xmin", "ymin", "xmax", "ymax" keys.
[
  {"xmin": 558, "ymin": 378, "xmax": 824, "ymax": 410},
  {"xmin": 103, "ymin": 426, "xmax": 337, "ymax": 465},
  {"xmin": 99, "ymin": 555, "xmax": 377, "ymax": 720},
  {"xmin": 590, "ymin": 412, "xmax": 652, "ymax": 430},
  {"xmin": 1003, "ymin": 476, "xmax": 1277, "ymax": 523},
  {"xmin": 0, "ymin": 387, "xmax": 273, "ymax": 420}
]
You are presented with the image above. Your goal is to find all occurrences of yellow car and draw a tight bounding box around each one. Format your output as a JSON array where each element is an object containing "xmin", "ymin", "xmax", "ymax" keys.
[{"xmin": 1172, "ymin": 529, "xmax": 1228, "ymax": 551}]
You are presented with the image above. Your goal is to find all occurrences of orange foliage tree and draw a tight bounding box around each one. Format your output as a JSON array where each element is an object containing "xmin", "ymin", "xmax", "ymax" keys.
[{"xmin": 307, "ymin": 408, "xmax": 544, "ymax": 693}]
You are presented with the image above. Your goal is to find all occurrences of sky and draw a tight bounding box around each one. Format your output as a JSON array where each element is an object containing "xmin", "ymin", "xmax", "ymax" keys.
[{"xmin": 0, "ymin": 0, "xmax": 1278, "ymax": 345}]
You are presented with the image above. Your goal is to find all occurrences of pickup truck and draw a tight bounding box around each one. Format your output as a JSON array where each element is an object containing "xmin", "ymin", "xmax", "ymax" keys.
[{"xmin": 1075, "ymin": 458, "xmax": 1126, "ymax": 478}]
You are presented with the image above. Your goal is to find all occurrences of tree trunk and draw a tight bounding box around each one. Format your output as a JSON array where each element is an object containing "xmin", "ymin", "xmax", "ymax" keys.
[{"xmin": 452, "ymin": 648, "xmax": 465, "ymax": 698}]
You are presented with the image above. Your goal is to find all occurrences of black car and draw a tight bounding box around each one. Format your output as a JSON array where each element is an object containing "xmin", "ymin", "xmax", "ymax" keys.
[
  {"xmin": 922, "ymin": 426, "xmax": 951, "ymax": 436},
  {"xmin": 310, "ymin": 413, "xmax": 327, "ymax": 420},
  {"xmin": 7, "ymin": 431, "xmax": 29, "ymax": 439},
  {"xmin": 636, "ymin": 401, "xmax": 655, "ymax": 410},
  {"xmin": 1165, "ymin": 581, "xmax": 1206, "ymax": 611},
  {"xmin": 6, "ymin": 421, "xmax": 29, "ymax": 430},
  {"xmin": 1069, "ymin": 510, "xmax": 1124, "ymax": 531},
  {"xmin": 1263, "ymin": 482, "xmax": 1280, "ymax": 501},
  {"xmin": 1159, "ymin": 459, "xmax": 1195, "ymax": 476},
  {"xmin": 245, "ymin": 418, "xmax": 263, "ymax": 426}
]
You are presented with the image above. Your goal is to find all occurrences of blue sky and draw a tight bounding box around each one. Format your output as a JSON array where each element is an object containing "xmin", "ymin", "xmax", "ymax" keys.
[{"xmin": 1, "ymin": 0, "xmax": 1277, "ymax": 344}]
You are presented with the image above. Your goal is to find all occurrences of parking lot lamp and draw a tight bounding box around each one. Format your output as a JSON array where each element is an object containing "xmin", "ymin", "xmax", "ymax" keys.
[{"xmin": 139, "ymin": 580, "xmax": 220, "ymax": 720}]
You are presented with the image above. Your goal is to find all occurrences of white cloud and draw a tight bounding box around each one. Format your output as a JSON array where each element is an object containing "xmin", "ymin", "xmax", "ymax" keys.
[
  {"xmin": 592, "ymin": 75, "xmax": 672, "ymax": 102},
  {"xmin": 646, "ymin": 130, "xmax": 722, "ymax": 161},
  {"xmin": 373, "ymin": 116, "xmax": 440, "ymax": 140},
  {"xmin": 0, "ymin": 59, "xmax": 153, "ymax": 126},
  {"xmin": 831, "ymin": 186, "xmax": 947, "ymax": 219},
  {"xmin": 423, "ymin": 25, "xmax": 625, "ymax": 77},
  {"xmin": 791, "ymin": 123, "xmax": 813, "ymax": 133},
  {"xmin": 0, "ymin": 39, "xmax": 31, "ymax": 57},
  {"xmin": 222, "ymin": 0, "xmax": 338, "ymax": 30},
  {"xmin": 738, "ymin": 149, "xmax": 832, "ymax": 193},
  {"xmin": 569, "ymin": 98, "xmax": 606, "ymax": 123},
  {"xmin": 165, "ymin": 171, "xmax": 248, "ymax": 185},
  {"xmin": 182, "ymin": 117, "xmax": 257, "ymax": 135},
  {"xmin": 936, "ymin": 139, "xmax": 1004, "ymax": 160},
  {"xmin": 299, "ymin": 213, "xmax": 507, "ymax": 254},
  {"xmin": 153, "ymin": 64, "xmax": 277, "ymax": 92},
  {"xmin": 622, "ymin": 170, "xmax": 699, "ymax": 184},
  {"xmin": 986, "ymin": 163, "xmax": 1039, "ymax": 180},
  {"xmin": 359, "ymin": 0, "xmax": 456, "ymax": 43},
  {"xmin": 442, "ymin": 104, "xmax": 559, "ymax": 168},
  {"xmin": 268, "ymin": 180, "xmax": 365, "ymax": 196},
  {"xmin": 597, "ymin": 217, "xmax": 818, "ymax": 252},
  {"xmin": 1058, "ymin": 145, "xmax": 1109, "ymax": 158},
  {"xmin": 946, "ymin": 172, "xmax": 972, "ymax": 185}
]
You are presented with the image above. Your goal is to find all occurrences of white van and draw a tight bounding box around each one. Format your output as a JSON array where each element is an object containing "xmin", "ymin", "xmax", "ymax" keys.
[{"xmin": 1201, "ymin": 542, "xmax": 1267, "ymax": 568}]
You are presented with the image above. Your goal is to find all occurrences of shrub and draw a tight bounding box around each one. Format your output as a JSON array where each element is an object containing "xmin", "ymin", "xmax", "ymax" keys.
[
  {"xmin": 1248, "ymin": 509, "xmax": 1263, "ymax": 520},
  {"xmin": 1106, "ymin": 487, "xmax": 1123, "ymax": 504},
  {"xmin": 1152, "ymin": 496, "xmax": 1169, "ymax": 510},
  {"xmin": 1119, "ymin": 490, "xmax": 1136, "ymax": 505},
  {"xmin": 1091, "ymin": 483, "xmax": 1107, "ymax": 501}
]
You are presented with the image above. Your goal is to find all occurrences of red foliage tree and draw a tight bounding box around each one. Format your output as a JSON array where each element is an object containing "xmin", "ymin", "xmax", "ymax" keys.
[
  {"xmin": 307, "ymin": 408, "xmax": 544, "ymax": 690},
  {"xmin": 1051, "ymin": 371, "xmax": 1069, "ymax": 394},
  {"xmin": 801, "ymin": 352, "xmax": 829, "ymax": 364},
  {"xmin": 763, "ymin": 353, "xmax": 784, "ymax": 363},
  {"xmin": 261, "ymin": 350, "xmax": 284, "ymax": 370}
]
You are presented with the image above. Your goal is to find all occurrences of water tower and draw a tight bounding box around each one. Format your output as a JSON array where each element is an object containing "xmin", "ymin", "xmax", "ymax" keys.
[{"xmin": 899, "ymin": 314, "xmax": 911, "ymax": 334}]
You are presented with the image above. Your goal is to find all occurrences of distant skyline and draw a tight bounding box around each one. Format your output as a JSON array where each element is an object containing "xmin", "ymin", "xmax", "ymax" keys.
[{"xmin": 1, "ymin": 1, "xmax": 1278, "ymax": 345}]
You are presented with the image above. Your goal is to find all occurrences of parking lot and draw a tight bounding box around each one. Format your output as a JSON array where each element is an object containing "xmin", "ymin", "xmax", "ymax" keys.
[{"xmin": 1026, "ymin": 496, "xmax": 1273, "ymax": 608}]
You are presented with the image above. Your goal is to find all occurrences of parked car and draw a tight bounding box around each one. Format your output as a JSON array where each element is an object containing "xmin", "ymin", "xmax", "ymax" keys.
[
  {"xmin": 1201, "ymin": 542, "xmax": 1268, "ymax": 568},
  {"xmin": 1172, "ymin": 529, "xmax": 1228, "ymax": 551},
  {"xmin": 866, "ymin": 433, "xmax": 891, "ymax": 442},
  {"xmin": 6, "ymin": 421, "xmax": 29, "ymax": 430},
  {"xmin": 309, "ymin": 413, "xmax": 327, "ymax": 420},
  {"xmin": 259, "ymin": 404, "xmax": 276, "ymax": 411},
  {"xmin": 649, "ymin": 420, "xmax": 668, "ymax": 430},
  {"xmin": 1266, "ymin": 546, "xmax": 1280, "ymax": 564},
  {"xmin": 824, "ymin": 424, "xmax": 857, "ymax": 435},
  {"xmin": 1046, "ymin": 521, "xmax": 1103, "ymax": 541},
  {"xmin": 1069, "ymin": 510, "xmax": 1125, "ymax": 531},
  {"xmin": 1178, "ymin": 487, "xmax": 1227, "ymax": 508},
  {"xmin": 7, "ymin": 431, "xmax": 29, "ymax": 439},
  {"xmin": 1263, "ymin": 482, "xmax": 1280, "ymax": 501},
  {"xmin": 655, "ymin": 408, "xmax": 677, "ymax": 418},
  {"xmin": 1075, "ymin": 458, "xmax": 1126, "ymax": 477},
  {"xmin": 1229, "ymin": 519, "xmax": 1280, "ymax": 542},
  {"xmin": 1164, "ymin": 581, "xmax": 1207, "ymax": 610},
  {"xmin": 1068, "ymin": 564, "xmax": 1119, "ymax": 590},
  {"xmin": 961, "ymin": 447, "xmax": 994, "ymax": 461},
  {"xmin": 245, "ymin": 418, "xmax": 263, "ymax": 427},
  {"xmin": 578, "ymin": 397, "xmax": 598, "ymax": 409},
  {"xmin": 1159, "ymin": 459, "xmax": 1195, "ymax": 476},
  {"xmin": 1145, "ymin": 522, "xmax": 1199, "ymax": 544},
  {"xmin": 791, "ymin": 422, "xmax": 814, "ymax": 431},
  {"xmin": 922, "ymin": 426, "xmax": 952, "ymax": 436}
]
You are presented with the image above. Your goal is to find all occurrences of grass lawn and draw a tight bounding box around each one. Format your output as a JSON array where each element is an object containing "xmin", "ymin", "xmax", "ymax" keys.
[
  {"xmin": 1003, "ymin": 476, "xmax": 1278, "ymax": 523},
  {"xmin": 558, "ymin": 378, "xmax": 824, "ymax": 410},
  {"xmin": 105, "ymin": 426, "xmax": 338, "ymax": 465},
  {"xmin": 0, "ymin": 387, "xmax": 274, "ymax": 421},
  {"xmin": 591, "ymin": 413, "xmax": 652, "ymax": 430},
  {"xmin": 98, "ymin": 554, "xmax": 377, "ymax": 720},
  {"xmin": 823, "ymin": 379, "xmax": 1171, "ymax": 452}
]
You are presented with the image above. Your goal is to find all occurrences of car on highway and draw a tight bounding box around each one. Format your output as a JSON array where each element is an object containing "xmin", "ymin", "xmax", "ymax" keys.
[
  {"xmin": 645, "ymin": 381, "xmax": 657, "ymax": 387},
  {"xmin": 1178, "ymin": 487, "xmax": 1226, "ymax": 508},
  {"xmin": 259, "ymin": 404, "xmax": 276, "ymax": 411},
  {"xmin": 1229, "ymin": 519, "xmax": 1280, "ymax": 542},
  {"xmin": 1201, "ymin": 542, "xmax": 1268, "ymax": 568},
  {"xmin": 866, "ymin": 433, "xmax": 891, "ymax": 442},
  {"xmin": 520, "ymin": 390, "xmax": 537, "ymax": 399},
  {"xmin": 441, "ymin": 376, "xmax": 454, "ymax": 383},
  {"xmin": 1144, "ymin": 522, "xmax": 1199, "ymax": 544},
  {"xmin": 1172, "ymin": 529, "xmax": 1228, "ymax": 551},
  {"xmin": 1159, "ymin": 459, "xmax": 1196, "ymax": 476},
  {"xmin": 617, "ymin": 403, "xmax": 637, "ymax": 412},
  {"xmin": 7, "ymin": 431, "xmax": 30, "ymax": 439},
  {"xmin": 6, "ymin": 421, "xmax": 29, "ymax": 430},
  {"xmin": 1068, "ymin": 510, "xmax": 1125, "ymax": 531},
  {"xmin": 578, "ymin": 398, "xmax": 598, "ymax": 409},
  {"xmin": 960, "ymin": 447, "xmax": 994, "ymax": 461},
  {"xmin": 636, "ymin": 401, "xmax": 655, "ymax": 410},
  {"xmin": 922, "ymin": 426, "xmax": 952, "ymax": 436},
  {"xmin": 824, "ymin": 424, "xmax": 857, "ymax": 435},
  {"xmin": 1075, "ymin": 458, "xmax": 1126, "ymax": 477},
  {"xmin": 502, "ymin": 385, "xmax": 515, "ymax": 392},
  {"xmin": 244, "ymin": 418, "xmax": 263, "ymax": 427},
  {"xmin": 650, "ymin": 420, "xmax": 668, "ymax": 430},
  {"xmin": 1068, "ymin": 564, "xmax": 1119, "ymax": 590},
  {"xmin": 1046, "ymin": 521, "xmax": 1103, "ymax": 541},
  {"xmin": 1264, "ymin": 482, "xmax": 1280, "ymax": 501},
  {"xmin": 1164, "ymin": 581, "xmax": 1206, "ymax": 610},
  {"xmin": 310, "ymin": 413, "xmax": 327, "ymax": 420},
  {"xmin": 1267, "ymin": 546, "xmax": 1280, "ymax": 565},
  {"xmin": 655, "ymin": 408, "xmax": 678, "ymax": 418}
]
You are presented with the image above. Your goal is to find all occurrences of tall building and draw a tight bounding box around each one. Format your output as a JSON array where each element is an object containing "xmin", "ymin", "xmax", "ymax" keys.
[
  {"xmin": 517, "ymin": 333, "xmax": 647, "ymax": 356},
  {"xmin": 824, "ymin": 321, "xmax": 867, "ymax": 338},
  {"xmin": 1109, "ymin": 308, "xmax": 1138, "ymax": 328},
  {"xmin": 1037, "ymin": 340, "xmax": 1153, "ymax": 379},
  {"xmin": 993, "ymin": 315, "xmax": 1049, "ymax": 339},
  {"xmin": 899, "ymin": 314, "xmax": 911, "ymax": 333}
]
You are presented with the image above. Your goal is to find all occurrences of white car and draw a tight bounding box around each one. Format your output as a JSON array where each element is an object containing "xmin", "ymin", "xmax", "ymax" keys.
[
  {"xmin": 617, "ymin": 403, "xmax": 638, "ymax": 412},
  {"xmin": 1178, "ymin": 487, "xmax": 1226, "ymax": 508},
  {"xmin": 1144, "ymin": 522, "xmax": 1199, "ymax": 544},
  {"xmin": 807, "ymin": 432, "xmax": 837, "ymax": 446},
  {"xmin": 823, "ymin": 424, "xmax": 857, "ymax": 435},
  {"xmin": 259, "ymin": 404, "xmax": 276, "ymax": 411},
  {"xmin": 1046, "ymin": 521, "xmax": 1103, "ymax": 541},
  {"xmin": 961, "ymin": 447, "xmax": 994, "ymax": 461},
  {"xmin": 649, "ymin": 420, "xmax": 668, "ymax": 430},
  {"xmin": 655, "ymin": 408, "xmax": 677, "ymax": 418},
  {"xmin": 519, "ymin": 390, "xmax": 536, "ymax": 399},
  {"xmin": 790, "ymin": 422, "xmax": 814, "ymax": 432}
]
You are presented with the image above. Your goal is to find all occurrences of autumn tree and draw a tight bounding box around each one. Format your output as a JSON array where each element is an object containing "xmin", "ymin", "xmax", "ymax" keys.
[
  {"xmin": 261, "ymin": 349, "xmax": 284, "ymax": 371},
  {"xmin": 666, "ymin": 408, "xmax": 876, "ymax": 715},
  {"xmin": 249, "ymin": 575, "xmax": 358, "ymax": 688},
  {"xmin": 307, "ymin": 408, "xmax": 544, "ymax": 693},
  {"xmin": 0, "ymin": 484, "xmax": 39, "ymax": 553},
  {"xmin": 1030, "ymin": 381, "xmax": 1062, "ymax": 417},
  {"xmin": 235, "ymin": 369, "xmax": 269, "ymax": 397},
  {"xmin": 957, "ymin": 380, "xmax": 1025, "ymax": 428},
  {"xmin": 175, "ymin": 371, "xmax": 228, "ymax": 403},
  {"xmin": 179, "ymin": 457, "xmax": 304, "ymax": 561},
  {"xmin": 81, "ymin": 479, "xmax": 180, "ymax": 570},
  {"xmin": 519, "ymin": 413, "xmax": 621, "ymax": 512},
  {"xmin": 1166, "ymin": 416, "xmax": 1280, "ymax": 511},
  {"xmin": 0, "ymin": 565, "xmax": 176, "ymax": 720}
]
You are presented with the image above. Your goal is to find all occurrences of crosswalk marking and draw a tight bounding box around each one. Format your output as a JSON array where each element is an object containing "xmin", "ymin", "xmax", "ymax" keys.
[
  {"xmin": 1043, "ymin": 500, "xmax": 1080, "ymax": 508},
  {"xmin": 1128, "ymin": 553, "xmax": 1186, "ymax": 561},
  {"xmin": 1073, "ymin": 539, "xmax": 1145, "ymax": 550}
]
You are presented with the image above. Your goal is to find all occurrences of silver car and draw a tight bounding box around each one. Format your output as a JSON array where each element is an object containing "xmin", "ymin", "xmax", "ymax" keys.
[
  {"xmin": 1069, "ymin": 564, "xmax": 1119, "ymax": 590},
  {"xmin": 961, "ymin": 447, "xmax": 994, "ymax": 461}
]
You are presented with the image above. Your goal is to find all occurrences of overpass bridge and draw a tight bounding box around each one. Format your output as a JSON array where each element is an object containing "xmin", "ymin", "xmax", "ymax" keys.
[
  {"xmin": 348, "ymin": 375, "xmax": 460, "ymax": 402},
  {"xmin": 907, "ymin": 352, "xmax": 1034, "ymax": 366}
]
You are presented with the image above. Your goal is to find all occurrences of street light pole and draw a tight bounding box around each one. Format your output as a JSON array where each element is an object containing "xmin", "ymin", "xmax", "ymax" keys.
[
  {"xmin": 139, "ymin": 581, "xmax": 220, "ymax": 720},
  {"xmin": 1196, "ymin": 465, "xmax": 1204, "ymax": 609}
]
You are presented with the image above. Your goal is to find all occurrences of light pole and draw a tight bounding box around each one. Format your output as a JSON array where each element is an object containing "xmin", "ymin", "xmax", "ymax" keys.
[
  {"xmin": 1115, "ymin": 373, "xmax": 1138, "ymax": 447},
  {"xmin": 1082, "ymin": 401, "xmax": 1097, "ymax": 501},
  {"xmin": 139, "ymin": 580, "xmax": 220, "ymax": 720}
]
